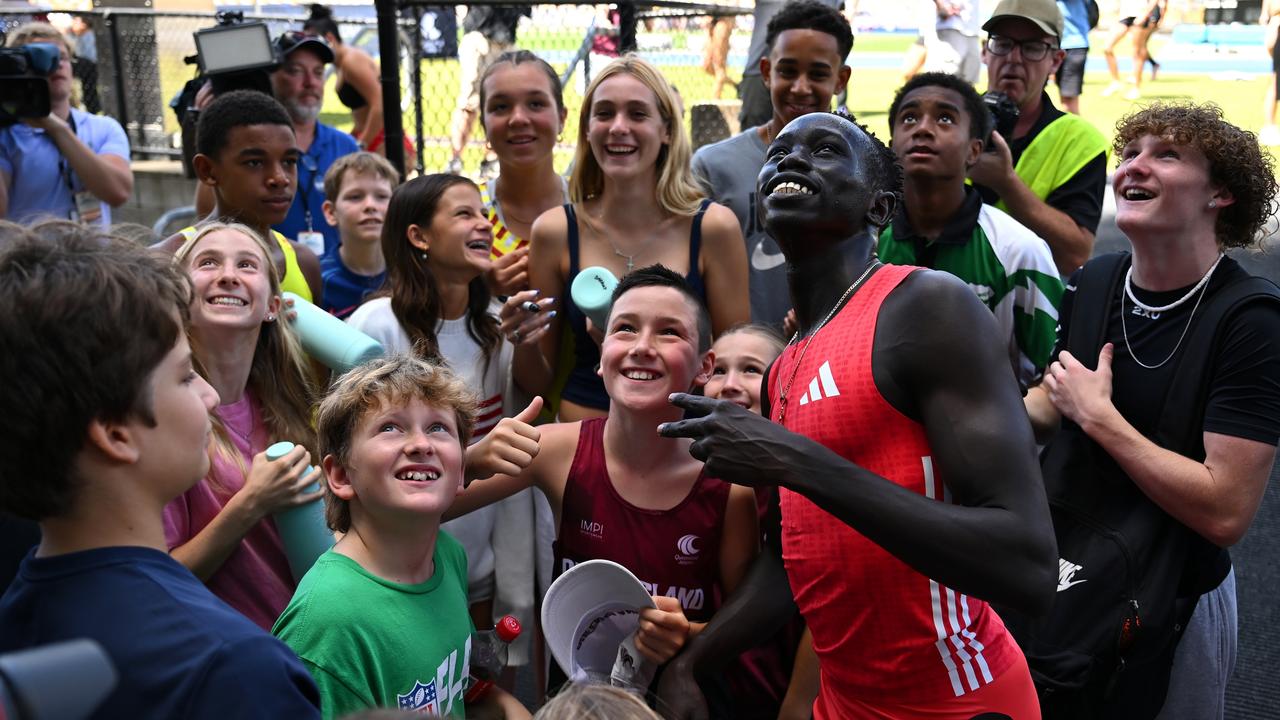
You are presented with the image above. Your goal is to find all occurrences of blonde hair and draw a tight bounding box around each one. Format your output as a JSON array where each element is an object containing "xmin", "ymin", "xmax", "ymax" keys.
[
  {"xmin": 316, "ymin": 354, "xmax": 477, "ymax": 533},
  {"xmin": 534, "ymin": 683, "xmax": 660, "ymax": 720},
  {"xmin": 175, "ymin": 222, "xmax": 320, "ymax": 488},
  {"xmin": 9, "ymin": 22, "xmax": 72, "ymax": 56},
  {"xmin": 568, "ymin": 55, "xmax": 704, "ymax": 217}
]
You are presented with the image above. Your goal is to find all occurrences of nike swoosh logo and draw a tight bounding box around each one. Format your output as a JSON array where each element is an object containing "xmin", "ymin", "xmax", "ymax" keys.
[
  {"xmin": 1056, "ymin": 579, "xmax": 1088, "ymax": 592},
  {"xmin": 751, "ymin": 241, "xmax": 786, "ymax": 271}
]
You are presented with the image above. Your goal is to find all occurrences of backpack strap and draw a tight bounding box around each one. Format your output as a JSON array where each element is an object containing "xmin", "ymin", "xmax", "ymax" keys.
[
  {"xmin": 1156, "ymin": 273, "xmax": 1280, "ymax": 455},
  {"xmin": 1065, "ymin": 252, "xmax": 1130, "ymax": 363}
]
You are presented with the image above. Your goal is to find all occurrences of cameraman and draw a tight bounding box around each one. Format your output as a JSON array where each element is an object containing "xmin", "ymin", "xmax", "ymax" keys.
[
  {"xmin": 970, "ymin": 0, "xmax": 1105, "ymax": 277},
  {"xmin": 0, "ymin": 23, "xmax": 132, "ymax": 225}
]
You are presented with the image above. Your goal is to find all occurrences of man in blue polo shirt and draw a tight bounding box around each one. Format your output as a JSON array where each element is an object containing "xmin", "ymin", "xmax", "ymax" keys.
[
  {"xmin": 270, "ymin": 32, "xmax": 359, "ymax": 257},
  {"xmin": 0, "ymin": 22, "xmax": 132, "ymax": 226}
]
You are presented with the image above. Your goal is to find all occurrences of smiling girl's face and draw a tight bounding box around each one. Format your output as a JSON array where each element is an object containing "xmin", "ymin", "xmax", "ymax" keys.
[
  {"xmin": 705, "ymin": 330, "xmax": 782, "ymax": 415},
  {"xmin": 409, "ymin": 183, "xmax": 494, "ymax": 284}
]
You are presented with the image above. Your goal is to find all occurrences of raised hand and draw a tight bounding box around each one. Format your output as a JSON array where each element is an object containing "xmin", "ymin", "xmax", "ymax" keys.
[
  {"xmin": 463, "ymin": 396, "xmax": 543, "ymax": 484},
  {"xmin": 1043, "ymin": 343, "xmax": 1118, "ymax": 431},
  {"xmin": 499, "ymin": 290, "xmax": 556, "ymax": 347},
  {"xmin": 240, "ymin": 444, "xmax": 324, "ymax": 519},
  {"xmin": 635, "ymin": 595, "xmax": 692, "ymax": 664},
  {"xmin": 490, "ymin": 246, "xmax": 531, "ymax": 296}
]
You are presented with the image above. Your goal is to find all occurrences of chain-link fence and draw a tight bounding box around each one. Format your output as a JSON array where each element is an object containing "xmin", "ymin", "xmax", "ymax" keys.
[{"xmin": 1, "ymin": 3, "xmax": 753, "ymax": 175}]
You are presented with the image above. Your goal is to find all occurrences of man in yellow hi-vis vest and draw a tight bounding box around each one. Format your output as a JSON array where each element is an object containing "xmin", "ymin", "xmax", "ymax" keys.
[{"xmin": 970, "ymin": 0, "xmax": 1108, "ymax": 278}]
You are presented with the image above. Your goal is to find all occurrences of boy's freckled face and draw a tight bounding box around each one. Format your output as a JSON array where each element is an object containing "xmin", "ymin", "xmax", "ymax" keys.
[
  {"xmin": 342, "ymin": 397, "xmax": 464, "ymax": 521},
  {"xmin": 599, "ymin": 286, "xmax": 708, "ymax": 409}
]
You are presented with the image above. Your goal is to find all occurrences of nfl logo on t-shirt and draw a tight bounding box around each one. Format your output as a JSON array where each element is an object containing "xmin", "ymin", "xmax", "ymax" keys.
[{"xmin": 397, "ymin": 679, "xmax": 440, "ymax": 713}]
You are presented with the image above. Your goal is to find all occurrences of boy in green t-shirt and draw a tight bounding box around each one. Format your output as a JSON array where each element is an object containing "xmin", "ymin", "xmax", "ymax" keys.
[{"xmin": 273, "ymin": 355, "xmax": 531, "ymax": 719}]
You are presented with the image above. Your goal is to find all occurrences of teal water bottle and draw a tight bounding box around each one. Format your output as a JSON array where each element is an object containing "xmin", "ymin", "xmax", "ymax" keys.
[
  {"xmin": 265, "ymin": 441, "xmax": 333, "ymax": 582},
  {"xmin": 570, "ymin": 266, "xmax": 619, "ymax": 331},
  {"xmin": 282, "ymin": 292, "xmax": 384, "ymax": 373}
]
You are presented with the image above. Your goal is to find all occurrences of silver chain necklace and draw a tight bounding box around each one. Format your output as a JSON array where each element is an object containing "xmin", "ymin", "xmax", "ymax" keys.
[
  {"xmin": 1121, "ymin": 257, "xmax": 1221, "ymax": 370},
  {"xmin": 776, "ymin": 259, "xmax": 880, "ymax": 423},
  {"xmin": 1124, "ymin": 253, "xmax": 1223, "ymax": 313}
]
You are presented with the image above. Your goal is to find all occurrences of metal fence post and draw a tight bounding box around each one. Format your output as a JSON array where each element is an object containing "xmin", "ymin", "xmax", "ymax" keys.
[
  {"xmin": 103, "ymin": 10, "xmax": 131, "ymax": 133},
  {"xmin": 374, "ymin": 0, "xmax": 405, "ymax": 179}
]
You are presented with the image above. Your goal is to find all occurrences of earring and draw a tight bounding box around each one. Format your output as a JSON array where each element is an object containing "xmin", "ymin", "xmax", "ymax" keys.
[
  {"xmin": 421, "ymin": 251, "xmax": 429, "ymax": 261},
  {"xmin": 1208, "ymin": 200, "xmax": 1217, "ymax": 209},
  {"xmin": 265, "ymin": 314, "xmax": 276, "ymax": 322}
]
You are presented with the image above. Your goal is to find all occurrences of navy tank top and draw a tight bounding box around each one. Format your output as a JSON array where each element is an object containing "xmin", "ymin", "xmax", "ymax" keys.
[{"xmin": 561, "ymin": 200, "xmax": 711, "ymax": 410}]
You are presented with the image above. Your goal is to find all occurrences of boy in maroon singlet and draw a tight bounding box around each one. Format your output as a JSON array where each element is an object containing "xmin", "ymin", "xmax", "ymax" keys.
[
  {"xmin": 658, "ymin": 112, "xmax": 1057, "ymax": 719},
  {"xmin": 450, "ymin": 266, "xmax": 760, "ymax": 696}
]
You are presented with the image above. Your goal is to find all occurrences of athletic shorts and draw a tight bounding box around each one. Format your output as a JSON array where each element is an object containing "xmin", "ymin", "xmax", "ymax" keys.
[
  {"xmin": 1056, "ymin": 48, "xmax": 1088, "ymax": 97},
  {"xmin": 1120, "ymin": 7, "xmax": 1162, "ymax": 28}
]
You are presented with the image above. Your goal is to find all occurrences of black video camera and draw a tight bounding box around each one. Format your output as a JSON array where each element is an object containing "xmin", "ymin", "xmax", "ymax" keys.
[
  {"xmin": 172, "ymin": 12, "xmax": 280, "ymax": 177},
  {"xmin": 0, "ymin": 39, "xmax": 60, "ymax": 127},
  {"xmin": 982, "ymin": 91, "xmax": 1020, "ymax": 152}
]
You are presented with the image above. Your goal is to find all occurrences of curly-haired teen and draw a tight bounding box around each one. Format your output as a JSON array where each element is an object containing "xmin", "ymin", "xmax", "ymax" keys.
[
  {"xmin": 1021, "ymin": 101, "xmax": 1280, "ymax": 717},
  {"xmin": 0, "ymin": 222, "xmax": 320, "ymax": 718}
]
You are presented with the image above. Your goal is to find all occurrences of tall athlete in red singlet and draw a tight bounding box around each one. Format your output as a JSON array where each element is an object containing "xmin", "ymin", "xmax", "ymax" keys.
[{"xmin": 660, "ymin": 112, "xmax": 1057, "ymax": 719}]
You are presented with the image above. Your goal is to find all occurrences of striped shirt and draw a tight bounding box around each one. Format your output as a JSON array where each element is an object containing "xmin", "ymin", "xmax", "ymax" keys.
[{"xmin": 879, "ymin": 188, "xmax": 1064, "ymax": 388}]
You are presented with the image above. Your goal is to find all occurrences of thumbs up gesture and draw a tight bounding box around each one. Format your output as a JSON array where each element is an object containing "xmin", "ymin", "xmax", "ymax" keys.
[{"xmin": 462, "ymin": 396, "xmax": 544, "ymax": 485}]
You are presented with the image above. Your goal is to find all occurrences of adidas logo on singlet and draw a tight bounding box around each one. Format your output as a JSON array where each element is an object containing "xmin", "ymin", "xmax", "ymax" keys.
[{"xmin": 797, "ymin": 361, "xmax": 840, "ymax": 406}]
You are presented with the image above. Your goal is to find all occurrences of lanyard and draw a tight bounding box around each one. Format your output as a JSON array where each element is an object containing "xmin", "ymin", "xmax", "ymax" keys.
[
  {"xmin": 58, "ymin": 111, "xmax": 80, "ymax": 221},
  {"xmin": 299, "ymin": 152, "xmax": 318, "ymax": 231}
]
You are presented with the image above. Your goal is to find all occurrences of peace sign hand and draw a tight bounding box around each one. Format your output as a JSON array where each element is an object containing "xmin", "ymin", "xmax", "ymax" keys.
[{"xmin": 658, "ymin": 393, "xmax": 805, "ymax": 488}]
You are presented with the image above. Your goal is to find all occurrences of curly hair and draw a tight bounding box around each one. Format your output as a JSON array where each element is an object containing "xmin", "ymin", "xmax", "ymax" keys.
[{"xmin": 1113, "ymin": 102, "xmax": 1278, "ymax": 248}]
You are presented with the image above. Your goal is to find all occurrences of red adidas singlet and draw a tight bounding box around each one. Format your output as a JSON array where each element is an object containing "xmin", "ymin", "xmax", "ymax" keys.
[
  {"xmin": 769, "ymin": 265, "xmax": 1028, "ymax": 717},
  {"xmin": 553, "ymin": 418, "xmax": 729, "ymax": 624}
]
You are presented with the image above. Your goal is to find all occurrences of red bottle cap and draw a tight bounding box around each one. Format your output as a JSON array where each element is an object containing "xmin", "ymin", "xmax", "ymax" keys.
[{"xmin": 495, "ymin": 615, "xmax": 522, "ymax": 643}]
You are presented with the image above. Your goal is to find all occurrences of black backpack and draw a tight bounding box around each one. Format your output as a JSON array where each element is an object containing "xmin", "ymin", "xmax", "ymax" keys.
[
  {"xmin": 1005, "ymin": 252, "xmax": 1280, "ymax": 719},
  {"xmin": 1087, "ymin": 0, "xmax": 1101, "ymax": 30}
]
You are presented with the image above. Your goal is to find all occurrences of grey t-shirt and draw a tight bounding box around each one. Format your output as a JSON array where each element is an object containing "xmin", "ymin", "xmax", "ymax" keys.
[{"xmin": 692, "ymin": 127, "xmax": 791, "ymax": 328}]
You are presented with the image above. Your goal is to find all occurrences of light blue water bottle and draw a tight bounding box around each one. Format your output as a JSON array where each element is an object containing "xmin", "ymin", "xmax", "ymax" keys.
[
  {"xmin": 282, "ymin": 292, "xmax": 384, "ymax": 373},
  {"xmin": 570, "ymin": 266, "xmax": 619, "ymax": 331},
  {"xmin": 266, "ymin": 441, "xmax": 333, "ymax": 582}
]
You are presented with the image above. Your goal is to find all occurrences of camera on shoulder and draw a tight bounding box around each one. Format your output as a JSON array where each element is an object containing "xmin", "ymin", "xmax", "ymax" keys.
[
  {"xmin": 0, "ymin": 37, "xmax": 60, "ymax": 127},
  {"xmin": 171, "ymin": 12, "xmax": 280, "ymax": 176}
]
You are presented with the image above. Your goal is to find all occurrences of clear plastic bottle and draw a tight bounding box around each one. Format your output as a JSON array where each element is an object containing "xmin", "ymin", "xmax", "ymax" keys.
[{"xmin": 464, "ymin": 615, "xmax": 522, "ymax": 703}]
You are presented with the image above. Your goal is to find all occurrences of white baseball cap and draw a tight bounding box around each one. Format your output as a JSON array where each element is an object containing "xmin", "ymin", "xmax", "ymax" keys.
[{"xmin": 541, "ymin": 560, "xmax": 657, "ymax": 685}]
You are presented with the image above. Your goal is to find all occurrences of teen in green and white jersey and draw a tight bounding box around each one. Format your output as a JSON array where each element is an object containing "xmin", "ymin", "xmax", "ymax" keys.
[{"xmin": 882, "ymin": 72, "xmax": 1064, "ymax": 390}]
